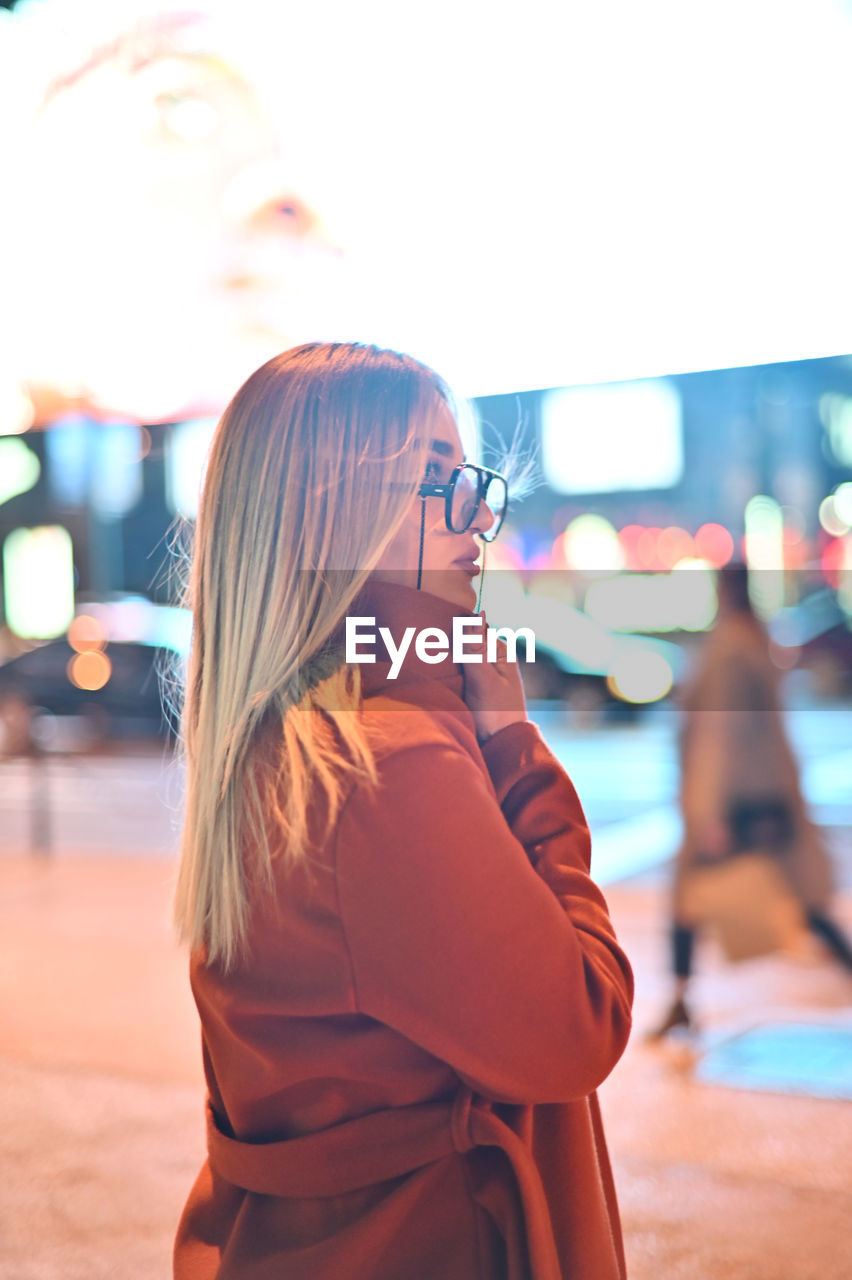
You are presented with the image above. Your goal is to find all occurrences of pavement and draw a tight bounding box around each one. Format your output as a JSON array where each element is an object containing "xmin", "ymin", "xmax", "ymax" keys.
[{"xmin": 1, "ymin": 744, "xmax": 851, "ymax": 1280}]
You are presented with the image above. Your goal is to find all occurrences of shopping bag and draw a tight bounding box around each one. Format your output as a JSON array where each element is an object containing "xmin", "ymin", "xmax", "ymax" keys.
[{"xmin": 681, "ymin": 852, "xmax": 807, "ymax": 962}]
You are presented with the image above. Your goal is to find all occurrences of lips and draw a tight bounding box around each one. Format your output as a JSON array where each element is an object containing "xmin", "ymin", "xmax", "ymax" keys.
[{"xmin": 452, "ymin": 555, "xmax": 481, "ymax": 575}]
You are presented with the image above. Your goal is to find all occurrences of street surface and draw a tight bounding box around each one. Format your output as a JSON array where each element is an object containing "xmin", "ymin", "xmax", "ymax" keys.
[{"xmin": 2, "ymin": 701, "xmax": 849, "ymax": 887}]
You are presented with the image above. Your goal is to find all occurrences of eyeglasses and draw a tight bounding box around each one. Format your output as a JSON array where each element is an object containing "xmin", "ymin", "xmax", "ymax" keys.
[{"xmin": 419, "ymin": 463, "xmax": 508, "ymax": 542}]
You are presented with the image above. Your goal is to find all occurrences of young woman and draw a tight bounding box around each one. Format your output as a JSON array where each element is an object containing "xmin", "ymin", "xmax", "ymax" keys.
[{"xmin": 173, "ymin": 342, "xmax": 634, "ymax": 1280}]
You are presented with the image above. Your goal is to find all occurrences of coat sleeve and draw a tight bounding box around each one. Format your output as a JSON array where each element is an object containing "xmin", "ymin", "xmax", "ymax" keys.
[{"xmin": 333, "ymin": 721, "xmax": 633, "ymax": 1105}]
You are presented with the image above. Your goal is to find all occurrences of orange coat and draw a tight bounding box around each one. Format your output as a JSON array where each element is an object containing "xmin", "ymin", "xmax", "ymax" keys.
[{"xmin": 174, "ymin": 582, "xmax": 634, "ymax": 1280}]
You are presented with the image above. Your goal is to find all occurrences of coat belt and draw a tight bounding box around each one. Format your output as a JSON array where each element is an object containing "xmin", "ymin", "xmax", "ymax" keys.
[
  {"xmin": 206, "ymin": 1091, "xmax": 562, "ymax": 1280},
  {"xmin": 206, "ymin": 1096, "xmax": 465, "ymax": 1199}
]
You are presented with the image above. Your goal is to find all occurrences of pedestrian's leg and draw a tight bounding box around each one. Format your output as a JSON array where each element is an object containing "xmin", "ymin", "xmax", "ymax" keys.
[
  {"xmin": 806, "ymin": 910, "xmax": 852, "ymax": 972},
  {"xmin": 648, "ymin": 922, "xmax": 697, "ymax": 1038},
  {"xmin": 673, "ymin": 922, "xmax": 695, "ymax": 984}
]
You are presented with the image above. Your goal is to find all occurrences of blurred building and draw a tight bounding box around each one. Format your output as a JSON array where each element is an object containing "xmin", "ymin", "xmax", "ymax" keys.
[
  {"xmin": 474, "ymin": 354, "xmax": 852, "ymax": 595},
  {"xmin": 3, "ymin": 354, "xmax": 851, "ymax": 641}
]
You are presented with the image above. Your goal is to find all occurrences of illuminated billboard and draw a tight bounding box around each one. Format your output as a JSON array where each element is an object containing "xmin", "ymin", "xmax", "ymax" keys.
[{"xmin": 1, "ymin": 0, "xmax": 851, "ymax": 426}]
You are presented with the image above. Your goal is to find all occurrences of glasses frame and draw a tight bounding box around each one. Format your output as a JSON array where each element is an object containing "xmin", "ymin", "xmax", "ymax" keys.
[{"xmin": 418, "ymin": 463, "xmax": 508, "ymax": 542}]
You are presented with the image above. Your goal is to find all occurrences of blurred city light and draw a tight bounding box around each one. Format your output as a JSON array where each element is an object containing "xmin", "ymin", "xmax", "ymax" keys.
[
  {"xmin": 45, "ymin": 417, "xmax": 95, "ymax": 506},
  {"xmin": 0, "ymin": 437, "xmax": 40, "ymax": 504},
  {"xmin": 519, "ymin": 587, "xmax": 684, "ymax": 694},
  {"xmin": 67, "ymin": 649, "xmax": 112, "ymax": 691},
  {"xmin": 744, "ymin": 495, "xmax": 785, "ymax": 615},
  {"xmin": 68, "ymin": 614, "xmax": 107, "ymax": 652},
  {"xmin": 821, "ymin": 535, "xmax": 852, "ymax": 594},
  {"xmin": 606, "ymin": 648, "xmax": 674, "ymax": 704},
  {"xmin": 657, "ymin": 526, "xmax": 693, "ymax": 569},
  {"xmin": 819, "ymin": 495, "xmax": 849, "ymax": 537},
  {"xmin": 540, "ymin": 380, "xmax": 683, "ymax": 494},
  {"xmin": 0, "ymin": 381, "xmax": 34, "ymax": 435},
  {"xmin": 560, "ymin": 515, "xmax": 624, "ymax": 572},
  {"xmin": 636, "ymin": 527, "xmax": 664, "ymax": 571},
  {"xmin": 840, "ymin": 545, "xmax": 852, "ymax": 615},
  {"xmin": 616, "ymin": 525, "xmax": 644, "ymax": 569},
  {"xmin": 84, "ymin": 598, "xmax": 192, "ymax": 655},
  {"xmin": 2, "ymin": 525, "xmax": 74, "ymax": 638},
  {"xmin": 91, "ymin": 423, "xmax": 143, "ymax": 517},
  {"xmin": 522, "ymin": 593, "xmax": 619, "ymax": 674},
  {"xmin": 585, "ymin": 564, "xmax": 717, "ymax": 633},
  {"xmin": 832, "ymin": 482, "xmax": 852, "ymax": 527},
  {"xmin": 819, "ymin": 393, "xmax": 852, "ymax": 467},
  {"xmin": 693, "ymin": 523, "xmax": 734, "ymax": 568},
  {"xmin": 166, "ymin": 418, "xmax": 217, "ymax": 519}
]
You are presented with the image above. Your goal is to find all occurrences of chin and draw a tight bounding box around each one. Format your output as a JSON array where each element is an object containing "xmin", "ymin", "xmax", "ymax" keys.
[{"xmin": 437, "ymin": 574, "xmax": 477, "ymax": 612}]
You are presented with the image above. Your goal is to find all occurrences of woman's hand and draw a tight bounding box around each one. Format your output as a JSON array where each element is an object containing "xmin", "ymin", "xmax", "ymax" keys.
[{"xmin": 462, "ymin": 612, "xmax": 529, "ymax": 743}]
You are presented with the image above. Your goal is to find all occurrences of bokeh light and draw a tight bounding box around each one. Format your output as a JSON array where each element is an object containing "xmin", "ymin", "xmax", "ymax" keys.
[
  {"xmin": 68, "ymin": 614, "xmax": 106, "ymax": 653},
  {"xmin": 832, "ymin": 482, "xmax": 852, "ymax": 527},
  {"xmin": 607, "ymin": 649, "xmax": 674, "ymax": 703},
  {"xmin": 617, "ymin": 525, "xmax": 645, "ymax": 570},
  {"xmin": 819, "ymin": 393, "xmax": 852, "ymax": 467},
  {"xmin": 819, "ymin": 495, "xmax": 849, "ymax": 537},
  {"xmin": 67, "ymin": 650, "xmax": 112, "ymax": 692},
  {"xmin": 2, "ymin": 525, "xmax": 74, "ymax": 638},
  {"xmin": 540, "ymin": 380, "xmax": 683, "ymax": 494},
  {"xmin": 636, "ymin": 527, "xmax": 663, "ymax": 570},
  {"xmin": 0, "ymin": 437, "xmax": 40, "ymax": 505},
  {"xmin": 657, "ymin": 526, "xmax": 694, "ymax": 569},
  {"xmin": 821, "ymin": 535, "xmax": 852, "ymax": 590},
  {"xmin": 744, "ymin": 495, "xmax": 784, "ymax": 616},
  {"xmin": 693, "ymin": 522, "xmax": 734, "ymax": 567},
  {"xmin": 562, "ymin": 515, "xmax": 624, "ymax": 573},
  {"xmin": 0, "ymin": 382, "xmax": 35, "ymax": 435},
  {"xmin": 585, "ymin": 563, "xmax": 717, "ymax": 633},
  {"xmin": 166, "ymin": 418, "xmax": 217, "ymax": 519}
]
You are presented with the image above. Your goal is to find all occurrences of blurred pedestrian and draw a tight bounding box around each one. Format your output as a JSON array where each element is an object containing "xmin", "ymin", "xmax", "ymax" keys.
[
  {"xmin": 651, "ymin": 563, "xmax": 852, "ymax": 1038},
  {"xmin": 172, "ymin": 343, "xmax": 634, "ymax": 1279}
]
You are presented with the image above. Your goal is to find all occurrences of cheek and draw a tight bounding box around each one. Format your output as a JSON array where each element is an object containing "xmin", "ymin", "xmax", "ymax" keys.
[
  {"xmin": 410, "ymin": 513, "xmax": 449, "ymax": 566},
  {"xmin": 374, "ymin": 509, "xmax": 420, "ymax": 570},
  {"xmin": 421, "ymin": 523, "xmax": 457, "ymax": 567},
  {"xmin": 389, "ymin": 509, "xmax": 452, "ymax": 569}
]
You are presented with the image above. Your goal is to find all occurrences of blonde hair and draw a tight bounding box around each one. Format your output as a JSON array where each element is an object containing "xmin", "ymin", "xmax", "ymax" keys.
[{"xmin": 174, "ymin": 342, "xmax": 449, "ymax": 969}]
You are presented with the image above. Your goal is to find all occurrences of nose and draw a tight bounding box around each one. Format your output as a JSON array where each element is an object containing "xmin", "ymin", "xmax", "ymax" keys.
[{"xmin": 470, "ymin": 496, "xmax": 496, "ymax": 539}]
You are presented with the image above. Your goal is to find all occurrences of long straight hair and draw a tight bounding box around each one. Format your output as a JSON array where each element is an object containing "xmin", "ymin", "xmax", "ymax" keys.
[{"xmin": 174, "ymin": 343, "xmax": 449, "ymax": 970}]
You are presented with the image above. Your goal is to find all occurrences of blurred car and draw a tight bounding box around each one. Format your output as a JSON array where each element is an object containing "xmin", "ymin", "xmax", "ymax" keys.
[
  {"xmin": 493, "ymin": 591, "xmax": 685, "ymax": 721},
  {"xmin": 0, "ymin": 639, "xmax": 181, "ymax": 751}
]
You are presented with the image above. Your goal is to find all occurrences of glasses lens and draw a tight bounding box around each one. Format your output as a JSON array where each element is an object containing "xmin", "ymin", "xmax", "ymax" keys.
[
  {"xmin": 449, "ymin": 465, "xmax": 481, "ymax": 532},
  {"xmin": 481, "ymin": 474, "xmax": 508, "ymax": 541}
]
